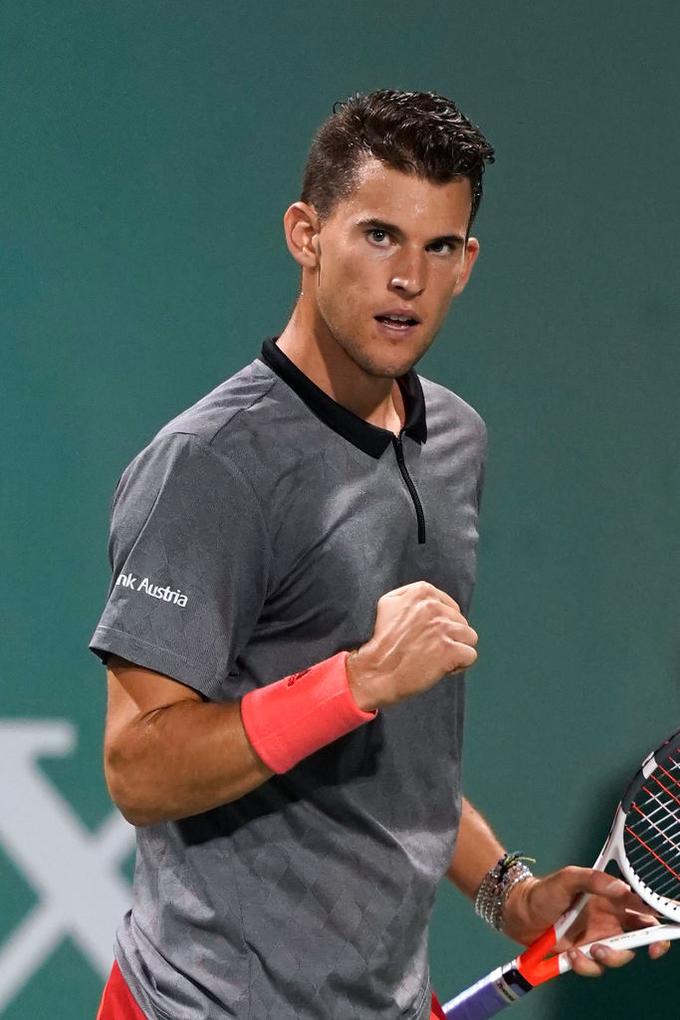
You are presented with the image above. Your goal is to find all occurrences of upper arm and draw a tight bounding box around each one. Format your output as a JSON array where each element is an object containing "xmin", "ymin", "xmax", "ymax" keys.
[
  {"xmin": 89, "ymin": 433, "xmax": 272, "ymax": 701},
  {"xmin": 104, "ymin": 654, "xmax": 203, "ymax": 763}
]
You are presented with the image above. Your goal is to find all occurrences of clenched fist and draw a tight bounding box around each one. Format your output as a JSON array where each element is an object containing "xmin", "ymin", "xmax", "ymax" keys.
[{"xmin": 346, "ymin": 581, "xmax": 478, "ymax": 711}]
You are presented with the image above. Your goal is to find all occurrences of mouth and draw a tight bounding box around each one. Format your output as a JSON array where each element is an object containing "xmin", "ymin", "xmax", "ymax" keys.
[{"xmin": 374, "ymin": 313, "xmax": 421, "ymax": 335}]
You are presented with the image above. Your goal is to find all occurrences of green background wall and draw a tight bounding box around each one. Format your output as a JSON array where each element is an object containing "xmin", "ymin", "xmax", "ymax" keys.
[{"xmin": 3, "ymin": 2, "xmax": 679, "ymax": 1016}]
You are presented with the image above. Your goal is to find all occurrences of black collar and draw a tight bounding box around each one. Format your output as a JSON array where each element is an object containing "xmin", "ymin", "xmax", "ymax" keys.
[{"xmin": 259, "ymin": 337, "xmax": 427, "ymax": 458}]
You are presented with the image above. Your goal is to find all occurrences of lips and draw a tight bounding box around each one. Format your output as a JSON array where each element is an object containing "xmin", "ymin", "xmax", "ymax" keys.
[
  {"xmin": 374, "ymin": 316, "xmax": 420, "ymax": 336},
  {"xmin": 374, "ymin": 308, "xmax": 421, "ymax": 326}
]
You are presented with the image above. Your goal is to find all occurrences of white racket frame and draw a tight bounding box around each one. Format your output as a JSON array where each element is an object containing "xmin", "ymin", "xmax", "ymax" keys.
[
  {"xmin": 443, "ymin": 740, "xmax": 680, "ymax": 1016},
  {"xmin": 553, "ymin": 800, "xmax": 680, "ymax": 972}
]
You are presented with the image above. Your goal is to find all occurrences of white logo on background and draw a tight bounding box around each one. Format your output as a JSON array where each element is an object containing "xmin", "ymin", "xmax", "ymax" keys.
[
  {"xmin": 0, "ymin": 721, "xmax": 135, "ymax": 1012},
  {"xmin": 116, "ymin": 572, "xmax": 188, "ymax": 607}
]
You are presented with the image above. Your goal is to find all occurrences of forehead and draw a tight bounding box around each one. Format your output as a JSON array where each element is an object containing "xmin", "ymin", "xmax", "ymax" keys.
[{"xmin": 329, "ymin": 157, "xmax": 472, "ymax": 234}]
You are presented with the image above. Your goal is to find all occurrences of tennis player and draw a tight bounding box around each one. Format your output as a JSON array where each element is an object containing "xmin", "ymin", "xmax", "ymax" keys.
[{"xmin": 90, "ymin": 90, "xmax": 669, "ymax": 1020}]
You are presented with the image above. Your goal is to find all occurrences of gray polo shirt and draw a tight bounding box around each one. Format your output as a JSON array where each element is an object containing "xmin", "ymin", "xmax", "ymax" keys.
[{"xmin": 89, "ymin": 337, "xmax": 487, "ymax": 1020}]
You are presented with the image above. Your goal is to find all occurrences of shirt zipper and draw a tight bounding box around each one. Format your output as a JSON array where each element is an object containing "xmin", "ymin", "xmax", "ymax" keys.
[{"xmin": 392, "ymin": 434, "xmax": 426, "ymax": 544}]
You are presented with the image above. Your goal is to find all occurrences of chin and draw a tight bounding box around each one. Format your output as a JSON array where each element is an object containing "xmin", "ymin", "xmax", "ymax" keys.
[
  {"xmin": 332, "ymin": 326, "xmax": 430, "ymax": 379},
  {"xmin": 357, "ymin": 355, "xmax": 419, "ymax": 379},
  {"xmin": 362, "ymin": 341, "xmax": 431, "ymax": 379}
]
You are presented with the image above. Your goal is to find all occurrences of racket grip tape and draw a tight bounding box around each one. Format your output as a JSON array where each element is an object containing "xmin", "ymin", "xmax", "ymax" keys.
[{"xmin": 443, "ymin": 965, "xmax": 531, "ymax": 1019}]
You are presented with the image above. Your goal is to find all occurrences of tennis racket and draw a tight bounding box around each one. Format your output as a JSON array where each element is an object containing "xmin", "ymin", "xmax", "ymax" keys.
[{"xmin": 443, "ymin": 727, "xmax": 680, "ymax": 1018}]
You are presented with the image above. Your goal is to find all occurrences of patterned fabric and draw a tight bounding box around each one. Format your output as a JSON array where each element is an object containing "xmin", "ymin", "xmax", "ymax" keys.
[{"xmin": 90, "ymin": 339, "xmax": 487, "ymax": 1019}]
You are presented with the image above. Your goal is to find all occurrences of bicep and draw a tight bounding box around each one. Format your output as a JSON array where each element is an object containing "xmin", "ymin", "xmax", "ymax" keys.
[{"xmin": 105, "ymin": 654, "xmax": 203, "ymax": 753}]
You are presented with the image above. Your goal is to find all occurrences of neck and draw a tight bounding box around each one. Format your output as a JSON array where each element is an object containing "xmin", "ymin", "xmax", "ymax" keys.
[{"xmin": 276, "ymin": 300, "xmax": 405, "ymax": 435}]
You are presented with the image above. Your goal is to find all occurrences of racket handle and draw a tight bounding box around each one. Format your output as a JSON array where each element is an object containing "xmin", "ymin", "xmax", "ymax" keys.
[{"xmin": 442, "ymin": 964, "xmax": 530, "ymax": 1019}]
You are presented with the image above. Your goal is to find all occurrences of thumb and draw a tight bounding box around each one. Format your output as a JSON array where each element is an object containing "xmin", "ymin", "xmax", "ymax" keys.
[{"xmin": 558, "ymin": 867, "xmax": 629, "ymax": 902}]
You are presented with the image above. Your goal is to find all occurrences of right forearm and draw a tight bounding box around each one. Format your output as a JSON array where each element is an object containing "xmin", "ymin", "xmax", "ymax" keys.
[
  {"xmin": 106, "ymin": 580, "xmax": 479, "ymax": 826},
  {"xmin": 106, "ymin": 699, "xmax": 272, "ymax": 826},
  {"xmin": 105, "ymin": 650, "xmax": 374, "ymax": 826}
]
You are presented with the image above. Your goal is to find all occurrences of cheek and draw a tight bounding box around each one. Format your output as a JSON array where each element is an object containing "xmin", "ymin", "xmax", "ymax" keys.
[
  {"xmin": 425, "ymin": 288, "xmax": 455, "ymax": 333},
  {"xmin": 436, "ymin": 266, "xmax": 461, "ymax": 303},
  {"xmin": 435, "ymin": 293, "xmax": 455, "ymax": 323},
  {"xmin": 323, "ymin": 253, "xmax": 376, "ymax": 307}
]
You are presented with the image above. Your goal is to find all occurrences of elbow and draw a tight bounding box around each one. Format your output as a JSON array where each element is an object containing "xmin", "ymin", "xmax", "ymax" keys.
[{"xmin": 104, "ymin": 737, "xmax": 160, "ymax": 827}]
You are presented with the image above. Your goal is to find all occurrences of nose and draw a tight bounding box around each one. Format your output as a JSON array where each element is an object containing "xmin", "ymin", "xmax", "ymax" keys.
[{"xmin": 389, "ymin": 247, "xmax": 426, "ymax": 298}]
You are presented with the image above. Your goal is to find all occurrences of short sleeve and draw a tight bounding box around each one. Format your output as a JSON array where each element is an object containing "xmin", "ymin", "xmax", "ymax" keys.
[{"xmin": 88, "ymin": 432, "xmax": 271, "ymax": 699}]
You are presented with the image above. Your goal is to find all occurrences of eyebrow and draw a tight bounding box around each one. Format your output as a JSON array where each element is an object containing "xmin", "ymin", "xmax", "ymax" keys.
[{"xmin": 356, "ymin": 217, "xmax": 466, "ymax": 248}]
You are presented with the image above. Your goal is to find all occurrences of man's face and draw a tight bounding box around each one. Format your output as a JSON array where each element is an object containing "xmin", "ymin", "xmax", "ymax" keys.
[{"xmin": 308, "ymin": 157, "xmax": 479, "ymax": 379}]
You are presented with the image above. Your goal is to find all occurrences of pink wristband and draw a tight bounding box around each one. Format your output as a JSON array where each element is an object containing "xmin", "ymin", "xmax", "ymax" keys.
[{"xmin": 240, "ymin": 651, "xmax": 377, "ymax": 774}]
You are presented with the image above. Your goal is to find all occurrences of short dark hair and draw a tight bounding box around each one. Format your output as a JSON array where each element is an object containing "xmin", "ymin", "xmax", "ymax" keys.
[{"xmin": 300, "ymin": 89, "xmax": 495, "ymax": 230}]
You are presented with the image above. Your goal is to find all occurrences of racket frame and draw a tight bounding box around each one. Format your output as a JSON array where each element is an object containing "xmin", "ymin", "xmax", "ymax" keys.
[{"xmin": 442, "ymin": 730, "xmax": 680, "ymax": 1018}]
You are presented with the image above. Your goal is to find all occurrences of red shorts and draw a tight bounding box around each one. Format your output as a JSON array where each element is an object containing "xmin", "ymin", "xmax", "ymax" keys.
[
  {"xmin": 431, "ymin": 990, "xmax": 447, "ymax": 1019},
  {"xmin": 97, "ymin": 961, "xmax": 447, "ymax": 1019},
  {"xmin": 96, "ymin": 961, "xmax": 146, "ymax": 1019}
]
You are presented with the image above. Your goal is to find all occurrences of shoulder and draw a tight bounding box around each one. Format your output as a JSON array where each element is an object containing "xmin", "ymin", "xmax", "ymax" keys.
[
  {"xmin": 156, "ymin": 357, "xmax": 278, "ymax": 451},
  {"xmin": 150, "ymin": 354, "xmax": 313, "ymax": 487},
  {"xmin": 111, "ymin": 364, "xmax": 274, "ymax": 523},
  {"xmin": 417, "ymin": 373, "xmax": 488, "ymax": 449},
  {"xmin": 108, "ymin": 426, "xmax": 271, "ymax": 569},
  {"xmin": 115, "ymin": 355, "xmax": 292, "ymax": 497}
]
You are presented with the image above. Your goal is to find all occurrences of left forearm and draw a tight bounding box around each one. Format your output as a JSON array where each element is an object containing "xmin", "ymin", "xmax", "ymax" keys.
[
  {"xmin": 447, "ymin": 796, "xmax": 506, "ymax": 899},
  {"xmin": 447, "ymin": 801, "xmax": 667, "ymax": 970},
  {"xmin": 449, "ymin": 797, "xmax": 541, "ymax": 943}
]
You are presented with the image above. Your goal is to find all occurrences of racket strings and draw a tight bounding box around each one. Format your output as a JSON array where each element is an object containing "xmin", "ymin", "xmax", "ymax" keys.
[{"xmin": 624, "ymin": 750, "xmax": 680, "ymax": 903}]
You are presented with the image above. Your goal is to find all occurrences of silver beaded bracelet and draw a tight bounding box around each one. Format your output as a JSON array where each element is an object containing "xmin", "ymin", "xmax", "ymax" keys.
[{"xmin": 474, "ymin": 852, "xmax": 535, "ymax": 932}]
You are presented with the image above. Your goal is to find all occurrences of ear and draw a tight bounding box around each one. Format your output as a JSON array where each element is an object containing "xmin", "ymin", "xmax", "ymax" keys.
[
  {"xmin": 452, "ymin": 236, "xmax": 480, "ymax": 297},
  {"xmin": 283, "ymin": 202, "xmax": 321, "ymax": 269}
]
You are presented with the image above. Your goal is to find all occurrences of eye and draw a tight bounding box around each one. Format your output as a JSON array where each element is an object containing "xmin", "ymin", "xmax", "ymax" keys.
[
  {"xmin": 367, "ymin": 228, "xmax": 392, "ymax": 246},
  {"xmin": 428, "ymin": 240, "xmax": 454, "ymax": 255}
]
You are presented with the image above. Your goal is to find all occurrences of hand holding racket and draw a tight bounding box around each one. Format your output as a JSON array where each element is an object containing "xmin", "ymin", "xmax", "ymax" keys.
[{"xmin": 443, "ymin": 728, "xmax": 680, "ymax": 1018}]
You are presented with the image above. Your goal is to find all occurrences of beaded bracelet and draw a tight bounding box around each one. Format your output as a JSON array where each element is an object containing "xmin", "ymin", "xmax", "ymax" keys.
[{"xmin": 474, "ymin": 852, "xmax": 536, "ymax": 932}]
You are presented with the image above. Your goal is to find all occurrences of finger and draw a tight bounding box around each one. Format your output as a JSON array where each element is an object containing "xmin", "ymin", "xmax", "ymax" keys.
[
  {"xmin": 560, "ymin": 867, "xmax": 629, "ymax": 902},
  {"xmin": 585, "ymin": 873, "xmax": 630, "ymax": 901},
  {"xmin": 589, "ymin": 944, "xmax": 636, "ymax": 969},
  {"xmin": 422, "ymin": 585, "xmax": 461, "ymax": 612},
  {"xmin": 445, "ymin": 639, "xmax": 478, "ymax": 671},
  {"xmin": 620, "ymin": 891, "xmax": 661, "ymax": 916},
  {"xmin": 623, "ymin": 910, "xmax": 662, "ymax": 930},
  {"xmin": 387, "ymin": 582, "xmax": 461, "ymax": 613},
  {"xmin": 567, "ymin": 948, "xmax": 605, "ymax": 978},
  {"xmin": 445, "ymin": 621, "xmax": 479, "ymax": 647},
  {"xmin": 649, "ymin": 940, "xmax": 672, "ymax": 960}
]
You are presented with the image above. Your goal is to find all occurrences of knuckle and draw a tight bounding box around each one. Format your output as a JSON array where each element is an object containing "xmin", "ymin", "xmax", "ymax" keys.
[
  {"xmin": 423, "ymin": 611, "xmax": 443, "ymax": 632},
  {"xmin": 449, "ymin": 644, "xmax": 477, "ymax": 672},
  {"xmin": 435, "ymin": 626, "xmax": 452, "ymax": 648},
  {"xmin": 461, "ymin": 625, "xmax": 478, "ymax": 646}
]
